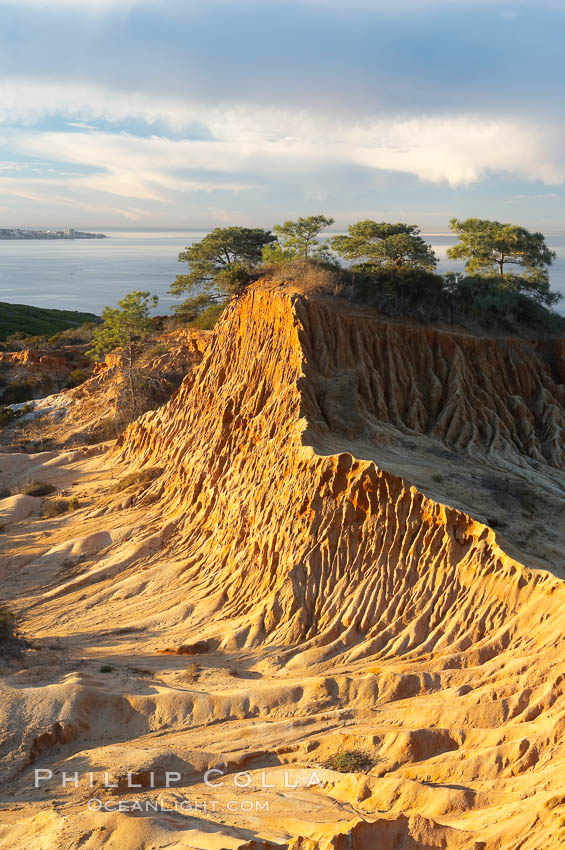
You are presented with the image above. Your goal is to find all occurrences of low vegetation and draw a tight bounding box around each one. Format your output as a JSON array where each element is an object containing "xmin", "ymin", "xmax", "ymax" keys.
[
  {"xmin": 0, "ymin": 607, "xmax": 15, "ymax": 640},
  {"xmin": 48, "ymin": 322, "xmax": 98, "ymax": 348},
  {"xmin": 183, "ymin": 662, "xmax": 200, "ymax": 683},
  {"xmin": 1, "ymin": 379, "xmax": 39, "ymax": 404},
  {"xmin": 344, "ymin": 267, "xmax": 564, "ymax": 335},
  {"xmin": 184, "ymin": 303, "xmax": 225, "ymax": 330},
  {"xmin": 262, "ymin": 258, "xmax": 339, "ymax": 294},
  {"xmin": 111, "ymin": 467, "xmax": 163, "ymax": 493},
  {"xmin": 0, "ymin": 606, "xmax": 22, "ymax": 659},
  {"xmin": 41, "ymin": 496, "xmax": 80, "ymax": 518},
  {"xmin": 0, "ymin": 303, "xmax": 99, "ymax": 344},
  {"xmin": 322, "ymin": 750, "xmax": 375, "ymax": 773},
  {"xmin": 0, "ymin": 407, "xmax": 15, "ymax": 428},
  {"xmin": 66, "ymin": 368, "xmax": 90, "ymax": 389},
  {"xmin": 12, "ymin": 480, "xmax": 56, "ymax": 498},
  {"xmin": 0, "ymin": 402, "xmax": 34, "ymax": 430}
]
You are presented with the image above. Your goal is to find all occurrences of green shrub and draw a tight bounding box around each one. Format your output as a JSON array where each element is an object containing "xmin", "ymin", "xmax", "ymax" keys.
[
  {"xmin": 323, "ymin": 749, "xmax": 375, "ymax": 773},
  {"xmin": 456, "ymin": 277, "xmax": 564, "ymax": 333},
  {"xmin": 187, "ymin": 303, "xmax": 225, "ymax": 330},
  {"xmin": 48, "ymin": 322, "xmax": 97, "ymax": 348},
  {"xmin": 4, "ymin": 331, "xmax": 32, "ymax": 350},
  {"xmin": 66, "ymin": 369, "xmax": 90, "ymax": 389},
  {"xmin": 348, "ymin": 266, "xmax": 446, "ymax": 318},
  {"xmin": 343, "ymin": 267, "xmax": 564, "ymax": 336},
  {"xmin": 170, "ymin": 292, "xmax": 227, "ymax": 330},
  {"xmin": 14, "ymin": 480, "xmax": 56, "ymax": 498},
  {"xmin": 2, "ymin": 380, "xmax": 36, "ymax": 404},
  {"xmin": 99, "ymin": 664, "xmax": 114, "ymax": 673},
  {"xmin": 0, "ymin": 607, "xmax": 15, "ymax": 640},
  {"xmin": 41, "ymin": 496, "xmax": 79, "ymax": 518},
  {"xmin": 0, "ymin": 304, "xmax": 99, "ymax": 345},
  {"xmin": 0, "ymin": 407, "xmax": 15, "ymax": 428}
]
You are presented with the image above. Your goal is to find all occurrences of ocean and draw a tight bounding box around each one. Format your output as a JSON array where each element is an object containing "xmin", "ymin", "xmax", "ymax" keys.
[{"xmin": 0, "ymin": 229, "xmax": 564, "ymax": 316}]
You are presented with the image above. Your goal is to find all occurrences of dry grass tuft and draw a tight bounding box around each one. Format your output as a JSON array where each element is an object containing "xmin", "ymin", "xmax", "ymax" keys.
[
  {"xmin": 260, "ymin": 259, "xmax": 341, "ymax": 295},
  {"xmin": 111, "ymin": 467, "xmax": 163, "ymax": 494},
  {"xmin": 11, "ymin": 480, "xmax": 56, "ymax": 498},
  {"xmin": 42, "ymin": 495, "xmax": 80, "ymax": 518}
]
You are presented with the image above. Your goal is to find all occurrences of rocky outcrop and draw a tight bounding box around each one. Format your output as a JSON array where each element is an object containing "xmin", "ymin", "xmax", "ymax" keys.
[
  {"xmin": 116, "ymin": 289, "xmax": 565, "ymax": 647},
  {"xmin": 109, "ymin": 286, "xmax": 565, "ymax": 846},
  {"xmin": 296, "ymin": 299, "xmax": 565, "ymax": 469},
  {"xmin": 0, "ymin": 346, "xmax": 90, "ymax": 375},
  {"xmin": 4, "ymin": 287, "xmax": 565, "ymax": 849},
  {"xmin": 0, "ymin": 346, "xmax": 92, "ymax": 402}
]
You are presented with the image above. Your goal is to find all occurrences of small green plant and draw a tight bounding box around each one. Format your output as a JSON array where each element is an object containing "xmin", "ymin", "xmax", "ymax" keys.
[
  {"xmin": 322, "ymin": 750, "xmax": 375, "ymax": 773},
  {"xmin": 68, "ymin": 495, "xmax": 80, "ymax": 510},
  {"xmin": 99, "ymin": 664, "xmax": 114, "ymax": 673},
  {"xmin": 431, "ymin": 473, "xmax": 443, "ymax": 483},
  {"xmin": 111, "ymin": 467, "xmax": 163, "ymax": 494}
]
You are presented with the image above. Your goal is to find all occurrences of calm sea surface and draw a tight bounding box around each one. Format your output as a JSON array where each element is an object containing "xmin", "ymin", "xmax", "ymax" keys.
[{"xmin": 0, "ymin": 229, "xmax": 564, "ymax": 316}]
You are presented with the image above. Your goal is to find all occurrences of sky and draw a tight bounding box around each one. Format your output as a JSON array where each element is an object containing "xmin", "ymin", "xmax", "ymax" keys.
[{"xmin": 0, "ymin": 0, "xmax": 564, "ymax": 232}]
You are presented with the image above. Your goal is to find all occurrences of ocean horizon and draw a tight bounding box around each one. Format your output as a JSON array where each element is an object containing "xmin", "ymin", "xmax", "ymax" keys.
[{"xmin": 1, "ymin": 228, "xmax": 564, "ymax": 317}]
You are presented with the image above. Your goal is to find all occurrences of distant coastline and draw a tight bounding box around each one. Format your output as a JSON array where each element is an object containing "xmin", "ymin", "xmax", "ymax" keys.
[{"xmin": 0, "ymin": 228, "xmax": 106, "ymax": 240}]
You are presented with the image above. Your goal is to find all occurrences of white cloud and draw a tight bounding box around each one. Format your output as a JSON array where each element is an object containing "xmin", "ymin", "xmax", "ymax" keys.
[
  {"xmin": 1, "ymin": 79, "xmax": 564, "ymax": 191},
  {"xmin": 2, "ymin": 109, "xmax": 564, "ymax": 214},
  {"xmin": 1, "ymin": 77, "xmax": 564, "ymax": 228},
  {"xmin": 342, "ymin": 117, "xmax": 565, "ymax": 186},
  {"xmin": 0, "ymin": 78, "xmax": 198, "ymax": 131}
]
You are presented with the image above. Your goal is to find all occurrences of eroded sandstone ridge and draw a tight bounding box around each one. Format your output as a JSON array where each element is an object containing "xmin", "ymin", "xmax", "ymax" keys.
[{"xmin": 0, "ymin": 286, "xmax": 564, "ymax": 849}]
